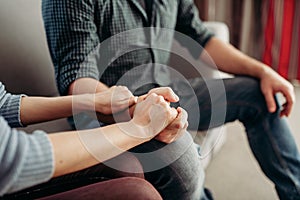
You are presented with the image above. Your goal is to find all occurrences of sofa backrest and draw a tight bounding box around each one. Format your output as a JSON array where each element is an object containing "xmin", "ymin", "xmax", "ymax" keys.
[
  {"xmin": 0, "ymin": 0, "xmax": 58, "ymax": 96},
  {"xmin": 0, "ymin": 1, "xmax": 71, "ymax": 132}
]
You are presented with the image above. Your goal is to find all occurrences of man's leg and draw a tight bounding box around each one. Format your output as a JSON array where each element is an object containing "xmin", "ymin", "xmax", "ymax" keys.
[
  {"xmin": 131, "ymin": 132, "xmax": 207, "ymax": 200},
  {"xmin": 181, "ymin": 76, "xmax": 300, "ymax": 200},
  {"xmin": 70, "ymin": 112, "xmax": 208, "ymax": 200}
]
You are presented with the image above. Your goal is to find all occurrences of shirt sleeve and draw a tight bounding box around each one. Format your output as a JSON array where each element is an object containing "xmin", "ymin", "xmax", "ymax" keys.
[
  {"xmin": 175, "ymin": 0, "xmax": 215, "ymax": 58},
  {"xmin": 0, "ymin": 117, "xmax": 54, "ymax": 196},
  {"xmin": 0, "ymin": 83, "xmax": 25, "ymax": 128},
  {"xmin": 42, "ymin": 0, "xmax": 100, "ymax": 95}
]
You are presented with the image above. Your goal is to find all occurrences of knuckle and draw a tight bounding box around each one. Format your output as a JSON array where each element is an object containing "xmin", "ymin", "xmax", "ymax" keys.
[
  {"xmin": 148, "ymin": 88, "xmax": 155, "ymax": 93},
  {"xmin": 175, "ymin": 122, "xmax": 182, "ymax": 129},
  {"xmin": 167, "ymin": 139, "xmax": 173, "ymax": 144},
  {"xmin": 166, "ymin": 87, "xmax": 172, "ymax": 93},
  {"xmin": 148, "ymin": 93, "xmax": 158, "ymax": 100},
  {"xmin": 181, "ymin": 109, "xmax": 188, "ymax": 117},
  {"xmin": 158, "ymin": 95, "xmax": 165, "ymax": 102},
  {"xmin": 166, "ymin": 109, "xmax": 174, "ymax": 118},
  {"xmin": 137, "ymin": 96, "xmax": 144, "ymax": 102},
  {"xmin": 120, "ymin": 86, "xmax": 128, "ymax": 91}
]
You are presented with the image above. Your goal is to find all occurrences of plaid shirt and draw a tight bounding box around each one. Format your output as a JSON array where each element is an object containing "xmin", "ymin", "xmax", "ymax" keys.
[{"xmin": 42, "ymin": 0, "xmax": 213, "ymax": 95}]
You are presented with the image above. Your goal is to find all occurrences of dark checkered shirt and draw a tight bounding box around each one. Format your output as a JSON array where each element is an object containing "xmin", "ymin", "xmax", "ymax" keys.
[{"xmin": 42, "ymin": 0, "xmax": 213, "ymax": 95}]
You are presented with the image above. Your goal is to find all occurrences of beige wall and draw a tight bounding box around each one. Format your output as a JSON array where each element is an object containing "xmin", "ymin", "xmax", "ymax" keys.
[{"xmin": 0, "ymin": 0, "xmax": 58, "ymax": 96}]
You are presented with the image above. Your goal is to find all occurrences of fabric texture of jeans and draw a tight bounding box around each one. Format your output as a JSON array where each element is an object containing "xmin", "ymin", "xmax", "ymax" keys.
[{"xmin": 176, "ymin": 76, "xmax": 300, "ymax": 200}]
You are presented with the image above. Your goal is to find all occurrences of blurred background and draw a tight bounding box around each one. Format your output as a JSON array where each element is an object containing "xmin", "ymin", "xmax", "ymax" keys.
[
  {"xmin": 196, "ymin": 0, "xmax": 300, "ymax": 84},
  {"xmin": 194, "ymin": 0, "xmax": 299, "ymax": 199}
]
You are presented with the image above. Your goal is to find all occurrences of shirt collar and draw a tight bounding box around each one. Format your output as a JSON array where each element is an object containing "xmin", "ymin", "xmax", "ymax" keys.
[{"xmin": 128, "ymin": 0, "xmax": 149, "ymax": 22}]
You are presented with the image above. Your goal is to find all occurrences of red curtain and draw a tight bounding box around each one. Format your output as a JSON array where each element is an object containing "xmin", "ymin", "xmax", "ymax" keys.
[{"xmin": 262, "ymin": 0, "xmax": 300, "ymax": 81}]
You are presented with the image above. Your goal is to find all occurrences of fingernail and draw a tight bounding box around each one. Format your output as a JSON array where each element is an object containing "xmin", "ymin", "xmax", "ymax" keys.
[{"xmin": 173, "ymin": 94, "xmax": 179, "ymax": 101}]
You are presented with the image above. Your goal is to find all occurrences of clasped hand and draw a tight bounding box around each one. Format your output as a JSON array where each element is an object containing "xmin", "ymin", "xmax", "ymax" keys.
[
  {"xmin": 131, "ymin": 88, "xmax": 188, "ymax": 143},
  {"xmin": 92, "ymin": 86, "xmax": 188, "ymax": 143}
]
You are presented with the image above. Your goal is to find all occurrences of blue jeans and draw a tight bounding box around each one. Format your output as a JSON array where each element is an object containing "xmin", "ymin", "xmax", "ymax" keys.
[
  {"xmin": 176, "ymin": 76, "xmax": 299, "ymax": 200},
  {"xmin": 129, "ymin": 76, "xmax": 299, "ymax": 200}
]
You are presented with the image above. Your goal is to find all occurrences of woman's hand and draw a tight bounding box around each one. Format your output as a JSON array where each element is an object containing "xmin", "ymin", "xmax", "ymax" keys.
[
  {"xmin": 146, "ymin": 87, "xmax": 188, "ymax": 143},
  {"xmin": 130, "ymin": 87, "xmax": 188, "ymax": 143},
  {"xmin": 155, "ymin": 107, "xmax": 188, "ymax": 144},
  {"xmin": 120, "ymin": 93, "xmax": 178, "ymax": 140}
]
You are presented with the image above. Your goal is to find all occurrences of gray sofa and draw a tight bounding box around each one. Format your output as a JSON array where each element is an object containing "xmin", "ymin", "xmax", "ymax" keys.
[
  {"xmin": 0, "ymin": 0, "xmax": 229, "ymax": 167},
  {"xmin": 0, "ymin": 1, "xmax": 71, "ymax": 133}
]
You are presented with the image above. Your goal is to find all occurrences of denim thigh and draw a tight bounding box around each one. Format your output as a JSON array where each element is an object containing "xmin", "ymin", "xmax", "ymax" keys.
[{"xmin": 174, "ymin": 76, "xmax": 300, "ymax": 199}]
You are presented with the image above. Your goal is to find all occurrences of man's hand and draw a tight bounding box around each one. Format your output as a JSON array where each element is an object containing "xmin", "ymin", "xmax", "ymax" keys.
[
  {"xmin": 203, "ymin": 38, "xmax": 295, "ymax": 117},
  {"xmin": 155, "ymin": 107, "xmax": 188, "ymax": 144},
  {"xmin": 260, "ymin": 67, "xmax": 295, "ymax": 117}
]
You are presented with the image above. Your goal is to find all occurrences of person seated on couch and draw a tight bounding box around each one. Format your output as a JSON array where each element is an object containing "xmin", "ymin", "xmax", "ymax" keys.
[
  {"xmin": 42, "ymin": 0, "xmax": 300, "ymax": 199},
  {"xmin": 0, "ymin": 81, "xmax": 187, "ymax": 199}
]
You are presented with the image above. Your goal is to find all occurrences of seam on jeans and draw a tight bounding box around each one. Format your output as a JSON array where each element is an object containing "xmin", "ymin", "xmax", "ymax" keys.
[
  {"xmin": 261, "ymin": 120, "xmax": 300, "ymax": 196},
  {"xmin": 201, "ymin": 100, "xmax": 264, "ymax": 113},
  {"xmin": 168, "ymin": 142, "xmax": 203, "ymax": 198},
  {"xmin": 227, "ymin": 100, "xmax": 300, "ymax": 196},
  {"xmin": 201, "ymin": 100, "xmax": 300, "ymax": 196},
  {"xmin": 198, "ymin": 101, "xmax": 265, "ymax": 129}
]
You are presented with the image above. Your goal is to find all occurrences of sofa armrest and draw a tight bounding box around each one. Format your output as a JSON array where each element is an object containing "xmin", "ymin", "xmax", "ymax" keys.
[
  {"xmin": 203, "ymin": 21, "xmax": 230, "ymax": 43},
  {"xmin": 202, "ymin": 21, "xmax": 233, "ymax": 79}
]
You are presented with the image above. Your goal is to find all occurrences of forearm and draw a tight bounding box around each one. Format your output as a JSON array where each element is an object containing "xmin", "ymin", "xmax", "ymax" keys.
[
  {"xmin": 49, "ymin": 122, "xmax": 148, "ymax": 177},
  {"xmin": 20, "ymin": 96, "xmax": 73, "ymax": 125},
  {"xmin": 20, "ymin": 94, "xmax": 98, "ymax": 126},
  {"xmin": 68, "ymin": 77, "xmax": 109, "ymax": 95},
  {"xmin": 202, "ymin": 37, "xmax": 269, "ymax": 79},
  {"xmin": 67, "ymin": 78, "xmax": 137, "ymax": 124},
  {"xmin": 20, "ymin": 77, "xmax": 112, "ymax": 126}
]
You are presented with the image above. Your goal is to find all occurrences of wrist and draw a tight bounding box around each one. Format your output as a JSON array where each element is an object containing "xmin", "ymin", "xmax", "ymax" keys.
[
  {"xmin": 252, "ymin": 60, "xmax": 272, "ymax": 80},
  {"xmin": 257, "ymin": 64, "xmax": 275, "ymax": 79},
  {"xmin": 73, "ymin": 94, "xmax": 95, "ymax": 112},
  {"xmin": 118, "ymin": 121, "xmax": 153, "ymax": 142}
]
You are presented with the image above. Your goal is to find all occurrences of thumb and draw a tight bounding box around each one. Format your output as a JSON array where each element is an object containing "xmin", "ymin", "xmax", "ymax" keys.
[
  {"xmin": 263, "ymin": 90, "xmax": 276, "ymax": 113},
  {"xmin": 148, "ymin": 87, "xmax": 179, "ymax": 102}
]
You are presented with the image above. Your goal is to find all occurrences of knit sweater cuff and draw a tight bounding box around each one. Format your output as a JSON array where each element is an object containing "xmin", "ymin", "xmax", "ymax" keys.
[
  {"xmin": 0, "ymin": 94, "xmax": 26, "ymax": 127},
  {"xmin": 10, "ymin": 130, "xmax": 54, "ymax": 193}
]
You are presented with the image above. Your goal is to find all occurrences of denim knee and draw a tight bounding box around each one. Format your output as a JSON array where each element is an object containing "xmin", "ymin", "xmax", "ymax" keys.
[
  {"xmin": 225, "ymin": 76, "xmax": 271, "ymax": 126},
  {"xmin": 131, "ymin": 132, "xmax": 205, "ymax": 200}
]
